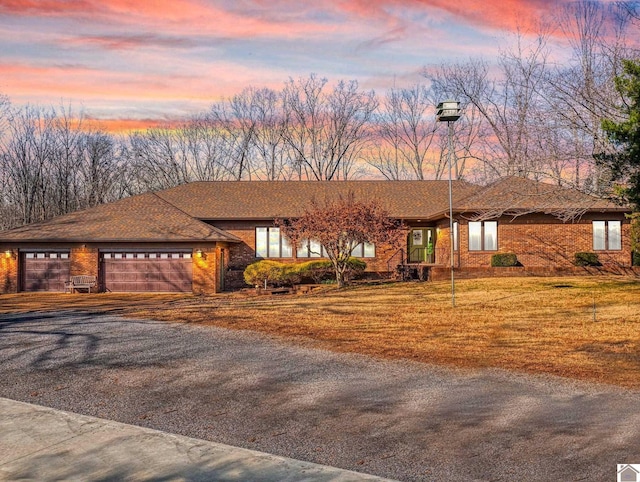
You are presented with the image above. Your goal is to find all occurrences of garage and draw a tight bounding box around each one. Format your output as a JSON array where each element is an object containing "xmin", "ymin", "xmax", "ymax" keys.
[
  {"xmin": 101, "ymin": 251, "xmax": 193, "ymax": 292},
  {"xmin": 22, "ymin": 251, "xmax": 71, "ymax": 292}
]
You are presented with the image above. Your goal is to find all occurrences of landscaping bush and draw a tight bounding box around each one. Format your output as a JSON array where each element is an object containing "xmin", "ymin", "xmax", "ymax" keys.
[
  {"xmin": 243, "ymin": 260, "xmax": 285, "ymax": 287},
  {"xmin": 574, "ymin": 252, "xmax": 601, "ymax": 267},
  {"xmin": 490, "ymin": 253, "xmax": 519, "ymax": 267},
  {"xmin": 297, "ymin": 260, "xmax": 334, "ymax": 283},
  {"xmin": 633, "ymin": 251, "xmax": 640, "ymax": 267},
  {"xmin": 344, "ymin": 257, "xmax": 367, "ymax": 280},
  {"xmin": 280, "ymin": 264, "xmax": 303, "ymax": 286},
  {"xmin": 244, "ymin": 258, "xmax": 367, "ymax": 288}
]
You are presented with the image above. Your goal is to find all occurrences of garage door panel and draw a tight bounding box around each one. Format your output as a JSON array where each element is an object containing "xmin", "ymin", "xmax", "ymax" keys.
[
  {"xmin": 23, "ymin": 252, "xmax": 71, "ymax": 292},
  {"xmin": 102, "ymin": 252, "xmax": 192, "ymax": 292}
]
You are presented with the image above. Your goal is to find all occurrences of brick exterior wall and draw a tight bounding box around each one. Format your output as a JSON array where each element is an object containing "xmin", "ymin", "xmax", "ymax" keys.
[
  {"xmin": 192, "ymin": 245, "xmax": 223, "ymax": 295},
  {"xmin": 70, "ymin": 246, "xmax": 99, "ymax": 277},
  {"xmin": 2, "ymin": 212, "xmax": 632, "ymax": 295},
  {"xmin": 0, "ymin": 247, "xmax": 18, "ymax": 294},
  {"xmin": 454, "ymin": 213, "xmax": 632, "ymax": 270},
  {"xmin": 211, "ymin": 213, "xmax": 634, "ymax": 289},
  {"xmin": 210, "ymin": 220, "xmax": 401, "ymax": 289}
]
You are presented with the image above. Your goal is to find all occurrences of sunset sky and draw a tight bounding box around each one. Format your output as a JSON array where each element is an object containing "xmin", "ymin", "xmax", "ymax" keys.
[{"xmin": 0, "ymin": 0, "xmax": 578, "ymax": 130}]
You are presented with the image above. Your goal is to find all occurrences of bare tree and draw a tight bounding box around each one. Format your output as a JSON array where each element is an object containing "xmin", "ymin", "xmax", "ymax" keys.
[
  {"xmin": 543, "ymin": 0, "xmax": 635, "ymax": 192},
  {"xmin": 1, "ymin": 105, "xmax": 57, "ymax": 226},
  {"xmin": 370, "ymin": 84, "xmax": 440, "ymax": 180},
  {"xmin": 232, "ymin": 87, "xmax": 293, "ymax": 180},
  {"xmin": 76, "ymin": 131, "xmax": 124, "ymax": 208},
  {"xmin": 282, "ymin": 75, "xmax": 378, "ymax": 180},
  {"xmin": 428, "ymin": 31, "xmax": 555, "ymax": 183}
]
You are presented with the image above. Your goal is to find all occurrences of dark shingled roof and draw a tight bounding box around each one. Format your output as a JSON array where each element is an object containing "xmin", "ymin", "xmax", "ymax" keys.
[
  {"xmin": 0, "ymin": 192, "xmax": 241, "ymax": 243},
  {"xmin": 155, "ymin": 180, "xmax": 481, "ymax": 220},
  {"xmin": 455, "ymin": 177, "xmax": 626, "ymax": 220},
  {"xmin": 0, "ymin": 178, "xmax": 628, "ymax": 242}
]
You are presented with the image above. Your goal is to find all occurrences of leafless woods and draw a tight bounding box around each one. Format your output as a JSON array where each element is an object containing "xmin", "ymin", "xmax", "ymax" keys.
[{"xmin": 0, "ymin": 1, "xmax": 637, "ymax": 230}]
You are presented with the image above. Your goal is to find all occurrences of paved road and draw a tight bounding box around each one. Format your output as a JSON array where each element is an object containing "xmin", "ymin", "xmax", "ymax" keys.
[{"xmin": 1, "ymin": 311, "xmax": 639, "ymax": 481}]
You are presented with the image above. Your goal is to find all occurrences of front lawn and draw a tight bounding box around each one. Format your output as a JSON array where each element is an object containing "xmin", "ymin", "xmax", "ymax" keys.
[{"xmin": 2, "ymin": 276, "xmax": 640, "ymax": 387}]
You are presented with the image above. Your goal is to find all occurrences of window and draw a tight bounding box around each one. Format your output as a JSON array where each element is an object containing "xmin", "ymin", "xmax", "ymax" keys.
[
  {"xmin": 297, "ymin": 240, "xmax": 326, "ymax": 258},
  {"xmin": 593, "ymin": 221, "xmax": 621, "ymax": 250},
  {"xmin": 255, "ymin": 227, "xmax": 292, "ymax": 258},
  {"xmin": 351, "ymin": 242, "xmax": 376, "ymax": 258},
  {"xmin": 453, "ymin": 222, "xmax": 459, "ymax": 251},
  {"xmin": 468, "ymin": 221, "xmax": 497, "ymax": 251}
]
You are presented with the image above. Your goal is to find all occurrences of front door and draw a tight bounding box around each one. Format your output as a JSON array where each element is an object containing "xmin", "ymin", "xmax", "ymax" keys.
[{"xmin": 408, "ymin": 228, "xmax": 436, "ymax": 263}]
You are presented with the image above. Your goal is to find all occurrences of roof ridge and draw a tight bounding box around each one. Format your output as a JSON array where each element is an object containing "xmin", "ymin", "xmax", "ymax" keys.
[{"xmin": 152, "ymin": 191, "xmax": 239, "ymax": 240}]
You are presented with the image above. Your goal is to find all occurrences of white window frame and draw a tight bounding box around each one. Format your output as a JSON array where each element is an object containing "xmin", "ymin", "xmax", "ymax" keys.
[
  {"xmin": 255, "ymin": 227, "xmax": 292, "ymax": 258},
  {"xmin": 468, "ymin": 221, "xmax": 498, "ymax": 251},
  {"xmin": 453, "ymin": 221, "xmax": 459, "ymax": 252},
  {"xmin": 593, "ymin": 220, "xmax": 621, "ymax": 251}
]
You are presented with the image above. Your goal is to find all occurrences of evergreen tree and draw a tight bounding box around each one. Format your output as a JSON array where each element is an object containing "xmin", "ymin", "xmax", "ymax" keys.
[{"xmin": 601, "ymin": 59, "xmax": 640, "ymax": 209}]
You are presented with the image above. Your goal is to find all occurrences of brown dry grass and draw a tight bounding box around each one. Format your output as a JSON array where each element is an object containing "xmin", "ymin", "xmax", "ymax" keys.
[{"xmin": 2, "ymin": 277, "xmax": 640, "ymax": 387}]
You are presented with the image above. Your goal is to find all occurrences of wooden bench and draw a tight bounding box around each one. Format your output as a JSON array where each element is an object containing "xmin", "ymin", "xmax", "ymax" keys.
[{"xmin": 65, "ymin": 275, "xmax": 98, "ymax": 294}]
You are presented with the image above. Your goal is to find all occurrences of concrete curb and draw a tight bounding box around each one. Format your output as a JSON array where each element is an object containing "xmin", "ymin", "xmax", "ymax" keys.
[{"xmin": 0, "ymin": 397, "xmax": 395, "ymax": 481}]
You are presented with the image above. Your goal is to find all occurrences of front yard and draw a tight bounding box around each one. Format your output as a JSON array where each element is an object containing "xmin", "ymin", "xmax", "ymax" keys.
[{"xmin": 2, "ymin": 276, "xmax": 640, "ymax": 387}]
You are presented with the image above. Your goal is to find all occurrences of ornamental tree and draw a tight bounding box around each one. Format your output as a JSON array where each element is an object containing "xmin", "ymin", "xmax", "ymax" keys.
[{"xmin": 277, "ymin": 195, "xmax": 404, "ymax": 288}]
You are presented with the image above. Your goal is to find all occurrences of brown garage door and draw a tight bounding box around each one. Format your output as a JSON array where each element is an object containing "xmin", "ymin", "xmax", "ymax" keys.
[
  {"xmin": 22, "ymin": 251, "xmax": 71, "ymax": 292},
  {"xmin": 101, "ymin": 251, "xmax": 193, "ymax": 292}
]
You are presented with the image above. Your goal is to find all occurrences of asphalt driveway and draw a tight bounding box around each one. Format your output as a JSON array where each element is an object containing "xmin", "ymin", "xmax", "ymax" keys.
[{"xmin": 1, "ymin": 311, "xmax": 639, "ymax": 481}]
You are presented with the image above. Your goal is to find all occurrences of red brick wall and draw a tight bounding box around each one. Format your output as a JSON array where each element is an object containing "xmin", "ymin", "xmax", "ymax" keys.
[
  {"xmin": 210, "ymin": 220, "xmax": 400, "ymax": 288},
  {"xmin": 192, "ymin": 245, "xmax": 221, "ymax": 295},
  {"xmin": 0, "ymin": 247, "xmax": 18, "ymax": 294},
  {"xmin": 455, "ymin": 213, "xmax": 632, "ymax": 269},
  {"xmin": 211, "ymin": 214, "xmax": 634, "ymax": 288},
  {"xmin": 70, "ymin": 246, "xmax": 99, "ymax": 277}
]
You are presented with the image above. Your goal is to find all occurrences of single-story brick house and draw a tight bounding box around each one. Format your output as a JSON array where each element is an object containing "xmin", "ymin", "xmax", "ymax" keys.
[{"xmin": 0, "ymin": 177, "xmax": 634, "ymax": 294}]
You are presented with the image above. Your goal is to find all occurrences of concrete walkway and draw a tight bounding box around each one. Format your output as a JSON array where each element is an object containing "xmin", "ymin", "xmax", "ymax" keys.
[{"xmin": 0, "ymin": 398, "xmax": 393, "ymax": 481}]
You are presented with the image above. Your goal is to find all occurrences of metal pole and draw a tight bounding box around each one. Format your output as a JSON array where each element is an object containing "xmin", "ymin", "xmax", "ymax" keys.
[{"xmin": 447, "ymin": 121, "xmax": 455, "ymax": 308}]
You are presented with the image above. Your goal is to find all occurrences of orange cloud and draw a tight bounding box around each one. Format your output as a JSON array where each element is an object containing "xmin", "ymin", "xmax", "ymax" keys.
[{"xmin": 84, "ymin": 118, "xmax": 170, "ymax": 133}]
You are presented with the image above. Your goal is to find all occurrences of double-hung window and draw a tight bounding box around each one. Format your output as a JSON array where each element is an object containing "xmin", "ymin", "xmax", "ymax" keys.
[
  {"xmin": 468, "ymin": 221, "xmax": 497, "ymax": 251},
  {"xmin": 593, "ymin": 221, "xmax": 621, "ymax": 251},
  {"xmin": 255, "ymin": 227, "xmax": 292, "ymax": 258}
]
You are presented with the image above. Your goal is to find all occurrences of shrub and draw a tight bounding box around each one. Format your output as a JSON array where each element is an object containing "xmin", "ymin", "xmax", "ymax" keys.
[
  {"xmin": 297, "ymin": 260, "xmax": 334, "ymax": 283},
  {"xmin": 244, "ymin": 258, "xmax": 368, "ymax": 288},
  {"xmin": 633, "ymin": 251, "xmax": 640, "ymax": 267},
  {"xmin": 345, "ymin": 257, "xmax": 367, "ymax": 279},
  {"xmin": 574, "ymin": 252, "xmax": 601, "ymax": 267},
  {"xmin": 491, "ymin": 253, "xmax": 519, "ymax": 267},
  {"xmin": 244, "ymin": 260, "xmax": 284, "ymax": 287},
  {"xmin": 280, "ymin": 264, "xmax": 303, "ymax": 286}
]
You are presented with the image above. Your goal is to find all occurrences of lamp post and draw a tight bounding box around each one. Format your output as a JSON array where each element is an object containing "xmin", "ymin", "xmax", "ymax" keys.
[{"xmin": 436, "ymin": 100, "xmax": 461, "ymax": 308}]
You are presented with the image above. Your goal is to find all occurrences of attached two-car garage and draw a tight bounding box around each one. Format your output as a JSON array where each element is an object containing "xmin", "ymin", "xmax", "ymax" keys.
[
  {"xmin": 100, "ymin": 251, "xmax": 193, "ymax": 292},
  {"xmin": 20, "ymin": 250, "xmax": 194, "ymax": 293}
]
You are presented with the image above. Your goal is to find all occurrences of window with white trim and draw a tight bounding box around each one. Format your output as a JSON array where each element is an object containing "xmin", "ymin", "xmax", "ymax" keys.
[
  {"xmin": 468, "ymin": 221, "xmax": 497, "ymax": 251},
  {"xmin": 593, "ymin": 221, "xmax": 621, "ymax": 250},
  {"xmin": 453, "ymin": 222, "xmax": 459, "ymax": 251},
  {"xmin": 255, "ymin": 227, "xmax": 292, "ymax": 258}
]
